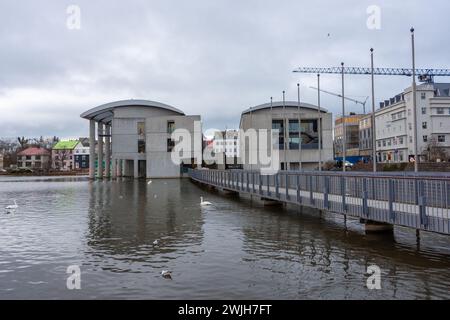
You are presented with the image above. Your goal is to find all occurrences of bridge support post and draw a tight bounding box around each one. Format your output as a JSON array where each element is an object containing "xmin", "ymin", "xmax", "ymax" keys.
[
  {"xmin": 261, "ymin": 197, "xmax": 282, "ymax": 206},
  {"xmin": 360, "ymin": 219, "xmax": 394, "ymax": 234}
]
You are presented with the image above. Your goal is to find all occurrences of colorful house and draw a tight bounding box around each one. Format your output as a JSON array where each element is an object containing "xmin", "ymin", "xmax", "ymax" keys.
[
  {"xmin": 17, "ymin": 147, "xmax": 51, "ymax": 169},
  {"xmin": 52, "ymin": 140, "xmax": 81, "ymax": 170}
]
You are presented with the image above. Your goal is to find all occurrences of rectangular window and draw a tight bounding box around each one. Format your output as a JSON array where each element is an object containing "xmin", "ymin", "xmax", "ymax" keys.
[
  {"xmin": 399, "ymin": 137, "xmax": 404, "ymax": 145},
  {"xmin": 422, "ymin": 107, "xmax": 426, "ymax": 115},
  {"xmin": 423, "ymin": 135, "xmax": 428, "ymax": 142},
  {"xmin": 421, "ymin": 92, "xmax": 426, "ymax": 100},
  {"xmin": 272, "ymin": 120, "xmax": 285, "ymax": 150},
  {"xmin": 408, "ymin": 123, "xmax": 412, "ymax": 130},
  {"xmin": 422, "ymin": 122, "xmax": 427, "ymax": 129},
  {"xmin": 35, "ymin": 155, "xmax": 41, "ymax": 160},
  {"xmin": 167, "ymin": 121, "xmax": 175, "ymax": 134},
  {"xmin": 438, "ymin": 135, "xmax": 446, "ymax": 143},
  {"xmin": 137, "ymin": 122, "xmax": 145, "ymax": 137},
  {"xmin": 138, "ymin": 140, "xmax": 146, "ymax": 153},
  {"xmin": 437, "ymin": 108, "xmax": 444, "ymax": 115},
  {"xmin": 167, "ymin": 139, "xmax": 175, "ymax": 152}
]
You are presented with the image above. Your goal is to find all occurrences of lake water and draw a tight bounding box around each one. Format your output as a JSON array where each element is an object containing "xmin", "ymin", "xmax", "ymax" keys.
[{"xmin": 0, "ymin": 176, "xmax": 449, "ymax": 299}]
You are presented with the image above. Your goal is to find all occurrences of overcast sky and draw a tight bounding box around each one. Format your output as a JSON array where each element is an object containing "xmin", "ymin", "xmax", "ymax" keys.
[{"xmin": 1, "ymin": 0, "xmax": 449, "ymax": 139}]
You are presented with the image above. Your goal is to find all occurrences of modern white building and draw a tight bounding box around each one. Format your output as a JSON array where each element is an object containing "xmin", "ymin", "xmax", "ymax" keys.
[
  {"xmin": 81, "ymin": 100, "xmax": 202, "ymax": 179},
  {"xmin": 375, "ymin": 83, "xmax": 450, "ymax": 163},
  {"xmin": 213, "ymin": 130, "xmax": 240, "ymax": 158},
  {"xmin": 239, "ymin": 101, "xmax": 333, "ymax": 171}
]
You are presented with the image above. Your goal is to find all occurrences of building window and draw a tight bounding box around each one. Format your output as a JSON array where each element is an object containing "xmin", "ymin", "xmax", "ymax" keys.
[
  {"xmin": 423, "ymin": 135, "xmax": 428, "ymax": 142},
  {"xmin": 422, "ymin": 122, "xmax": 427, "ymax": 129},
  {"xmin": 137, "ymin": 122, "xmax": 145, "ymax": 137},
  {"xmin": 138, "ymin": 140, "xmax": 146, "ymax": 153},
  {"xmin": 422, "ymin": 107, "xmax": 426, "ymax": 115},
  {"xmin": 399, "ymin": 137, "xmax": 404, "ymax": 145},
  {"xmin": 167, "ymin": 139, "xmax": 175, "ymax": 152},
  {"xmin": 437, "ymin": 108, "xmax": 444, "ymax": 115},
  {"xmin": 421, "ymin": 92, "xmax": 426, "ymax": 100},
  {"xmin": 167, "ymin": 121, "xmax": 175, "ymax": 134},
  {"xmin": 288, "ymin": 120, "xmax": 300, "ymax": 150},
  {"xmin": 35, "ymin": 155, "xmax": 41, "ymax": 160},
  {"xmin": 438, "ymin": 135, "xmax": 446, "ymax": 143},
  {"xmin": 408, "ymin": 123, "xmax": 412, "ymax": 130},
  {"xmin": 409, "ymin": 136, "xmax": 413, "ymax": 143},
  {"xmin": 272, "ymin": 120, "xmax": 285, "ymax": 150}
]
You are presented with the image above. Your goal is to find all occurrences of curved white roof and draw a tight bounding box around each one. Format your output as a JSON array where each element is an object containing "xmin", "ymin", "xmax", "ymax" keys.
[
  {"xmin": 80, "ymin": 99, "xmax": 185, "ymax": 124},
  {"xmin": 241, "ymin": 101, "xmax": 328, "ymax": 115}
]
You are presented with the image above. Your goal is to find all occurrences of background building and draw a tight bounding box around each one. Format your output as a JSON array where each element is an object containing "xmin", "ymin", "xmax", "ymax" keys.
[
  {"xmin": 213, "ymin": 130, "xmax": 241, "ymax": 169},
  {"xmin": 17, "ymin": 147, "xmax": 51, "ymax": 169},
  {"xmin": 375, "ymin": 83, "xmax": 450, "ymax": 163},
  {"xmin": 81, "ymin": 99, "xmax": 202, "ymax": 179},
  {"xmin": 52, "ymin": 140, "xmax": 81, "ymax": 170},
  {"xmin": 74, "ymin": 141, "xmax": 90, "ymax": 169},
  {"xmin": 239, "ymin": 101, "xmax": 333, "ymax": 171},
  {"xmin": 358, "ymin": 113, "xmax": 373, "ymax": 162},
  {"xmin": 334, "ymin": 113, "xmax": 364, "ymax": 163}
]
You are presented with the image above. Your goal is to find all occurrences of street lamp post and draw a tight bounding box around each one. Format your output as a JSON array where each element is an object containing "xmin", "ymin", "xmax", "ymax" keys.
[
  {"xmin": 317, "ymin": 74, "xmax": 322, "ymax": 171},
  {"xmin": 341, "ymin": 62, "xmax": 346, "ymax": 172},
  {"xmin": 297, "ymin": 83, "xmax": 302, "ymax": 171},
  {"xmin": 371, "ymin": 48, "xmax": 377, "ymax": 173},
  {"xmin": 411, "ymin": 28, "xmax": 419, "ymax": 173}
]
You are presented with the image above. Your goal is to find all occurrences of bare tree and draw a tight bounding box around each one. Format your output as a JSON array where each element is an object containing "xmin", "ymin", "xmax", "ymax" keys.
[{"xmin": 425, "ymin": 137, "xmax": 448, "ymax": 162}]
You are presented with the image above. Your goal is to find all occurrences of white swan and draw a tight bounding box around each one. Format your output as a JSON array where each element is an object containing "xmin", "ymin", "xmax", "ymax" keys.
[
  {"xmin": 147, "ymin": 180, "xmax": 152, "ymax": 185},
  {"xmin": 5, "ymin": 200, "xmax": 18, "ymax": 210},
  {"xmin": 153, "ymin": 239, "xmax": 159, "ymax": 245},
  {"xmin": 161, "ymin": 270, "xmax": 172, "ymax": 279},
  {"xmin": 200, "ymin": 197, "xmax": 212, "ymax": 206}
]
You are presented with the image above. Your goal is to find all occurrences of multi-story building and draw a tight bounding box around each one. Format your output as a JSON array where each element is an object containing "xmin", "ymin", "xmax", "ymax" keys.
[
  {"xmin": 359, "ymin": 113, "xmax": 373, "ymax": 161},
  {"xmin": 212, "ymin": 130, "xmax": 241, "ymax": 169},
  {"xmin": 375, "ymin": 83, "xmax": 450, "ymax": 163},
  {"xmin": 74, "ymin": 142, "xmax": 90, "ymax": 169},
  {"xmin": 239, "ymin": 101, "xmax": 333, "ymax": 171},
  {"xmin": 334, "ymin": 113, "xmax": 364, "ymax": 163},
  {"xmin": 52, "ymin": 140, "xmax": 81, "ymax": 170},
  {"xmin": 81, "ymin": 99, "xmax": 202, "ymax": 179},
  {"xmin": 17, "ymin": 147, "xmax": 51, "ymax": 169}
]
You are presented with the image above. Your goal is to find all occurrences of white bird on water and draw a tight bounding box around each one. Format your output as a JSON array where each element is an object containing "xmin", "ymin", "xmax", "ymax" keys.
[
  {"xmin": 147, "ymin": 180, "xmax": 152, "ymax": 185},
  {"xmin": 200, "ymin": 197, "xmax": 212, "ymax": 206},
  {"xmin": 153, "ymin": 239, "xmax": 159, "ymax": 246},
  {"xmin": 161, "ymin": 270, "xmax": 172, "ymax": 279},
  {"xmin": 5, "ymin": 199, "xmax": 18, "ymax": 210}
]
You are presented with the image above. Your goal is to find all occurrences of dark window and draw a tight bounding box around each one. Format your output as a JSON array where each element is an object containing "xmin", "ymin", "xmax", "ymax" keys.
[
  {"xmin": 35, "ymin": 155, "xmax": 41, "ymax": 160},
  {"xmin": 167, "ymin": 139, "xmax": 175, "ymax": 152},
  {"xmin": 438, "ymin": 135, "xmax": 446, "ymax": 143},
  {"xmin": 422, "ymin": 122, "xmax": 427, "ymax": 129},
  {"xmin": 138, "ymin": 140, "xmax": 146, "ymax": 153},
  {"xmin": 272, "ymin": 120, "xmax": 285, "ymax": 150},
  {"xmin": 167, "ymin": 121, "xmax": 175, "ymax": 134}
]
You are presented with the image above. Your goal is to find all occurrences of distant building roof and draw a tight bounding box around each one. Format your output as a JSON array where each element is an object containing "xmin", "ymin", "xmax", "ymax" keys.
[
  {"xmin": 17, "ymin": 147, "xmax": 51, "ymax": 156},
  {"xmin": 53, "ymin": 140, "xmax": 80, "ymax": 150}
]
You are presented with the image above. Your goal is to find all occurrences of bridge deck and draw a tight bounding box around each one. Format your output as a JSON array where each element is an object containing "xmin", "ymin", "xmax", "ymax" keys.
[{"xmin": 190, "ymin": 169, "xmax": 450, "ymax": 235}]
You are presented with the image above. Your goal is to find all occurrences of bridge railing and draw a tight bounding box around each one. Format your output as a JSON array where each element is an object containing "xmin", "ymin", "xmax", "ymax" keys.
[{"xmin": 189, "ymin": 169, "xmax": 450, "ymax": 235}]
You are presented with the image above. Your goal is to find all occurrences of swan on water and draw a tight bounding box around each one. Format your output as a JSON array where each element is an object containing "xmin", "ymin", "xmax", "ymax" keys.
[
  {"xmin": 161, "ymin": 270, "xmax": 172, "ymax": 279},
  {"xmin": 200, "ymin": 197, "xmax": 212, "ymax": 206},
  {"xmin": 5, "ymin": 200, "xmax": 18, "ymax": 210}
]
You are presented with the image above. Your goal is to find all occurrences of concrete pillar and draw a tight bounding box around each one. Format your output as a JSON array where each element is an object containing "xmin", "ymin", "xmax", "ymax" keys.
[
  {"xmin": 89, "ymin": 120, "xmax": 96, "ymax": 179},
  {"xmin": 97, "ymin": 123, "xmax": 104, "ymax": 179},
  {"xmin": 105, "ymin": 124, "xmax": 111, "ymax": 178},
  {"xmin": 112, "ymin": 158, "xmax": 117, "ymax": 179},
  {"xmin": 134, "ymin": 159, "xmax": 139, "ymax": 179},
  {"xmin": 121, "ymin": 159, "xmax": 126, "ymax": 177}
]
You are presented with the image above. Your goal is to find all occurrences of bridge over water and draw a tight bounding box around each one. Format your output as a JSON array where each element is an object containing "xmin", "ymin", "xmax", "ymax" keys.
[{"xmin": 190, "ymin": 169, "xmax": 450, "ymax": 235}]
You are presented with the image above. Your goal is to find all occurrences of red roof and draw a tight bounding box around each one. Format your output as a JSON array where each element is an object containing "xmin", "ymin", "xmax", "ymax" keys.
[{"xmin": 17, "ymin": 147, "xmax": 51, "ymax": 156}]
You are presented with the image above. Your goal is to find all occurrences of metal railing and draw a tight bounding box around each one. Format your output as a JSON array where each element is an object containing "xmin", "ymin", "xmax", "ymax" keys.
[{"xmin": 190, "ymin": 169, "xmax": 450, "ymax": 235}]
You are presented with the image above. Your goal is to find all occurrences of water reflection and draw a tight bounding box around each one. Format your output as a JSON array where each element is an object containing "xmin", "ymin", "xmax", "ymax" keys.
[{"xmin": 0, "ymin": 176, "xmax": 449, "ymax": 299}]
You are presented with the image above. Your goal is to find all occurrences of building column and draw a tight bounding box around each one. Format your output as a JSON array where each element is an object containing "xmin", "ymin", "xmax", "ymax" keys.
[
  {"xmin": 133, "ymin": 158, "xmax": 139, "ymax": 179},
  {"xmin": 105, "ymin": 124, "xmax": 111, "ymax": 179},
  {"xmin": 112, "ymin": 157, "xmax": 117, "ymax": 179},
  {"xmin": 97, "ymin": 123, "xmax": 104, "ymax": 179},
  {"xmin": 89, "ymin": 120, "xmax": 96, "ymax": 179}
]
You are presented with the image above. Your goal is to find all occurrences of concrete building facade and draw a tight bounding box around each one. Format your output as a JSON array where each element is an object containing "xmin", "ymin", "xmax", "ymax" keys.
[
  {"xmin": 17, "ymin": 147, "xmax": 51, "ymax": 169},
  {"xmin": 239, "ymin": 101, "xmax": 333, "ymax": 171},
  {"xmin": 358, "ymin": 113, "xmax": 373, "ymax": 161},
  {"xmin": 81, "ymin": 100, "xmax": 201, "ymax": 179},
  {"xmin": 375, "ymin": 83, "xmax": 450, "ymax": 163},
  {"xmin": 334, "ymin": 114, "xmax": 364, "ymax": 162},
  {"xmin": 52, "ymin": 140, "xmax": 81, "ymax": 170}
]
